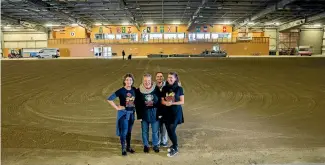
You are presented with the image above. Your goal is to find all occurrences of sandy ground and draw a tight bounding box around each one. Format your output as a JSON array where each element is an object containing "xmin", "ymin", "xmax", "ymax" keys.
[
  {"xmin": 1, "ymin": 58, "xmax": 325, "ymax": 165},
  {"xmin": 1, "ymin": 54, "xmax": 325, "ymax": 60}
]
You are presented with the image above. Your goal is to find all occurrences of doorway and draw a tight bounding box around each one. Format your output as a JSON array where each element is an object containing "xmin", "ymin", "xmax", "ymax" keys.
[
  {"xmin": 94, "ymin": 47, "xmax": 112, "ymax": 58},
  {"xmin": 213, "ymin": 44, "xmax": 220, "ymax": 51}
]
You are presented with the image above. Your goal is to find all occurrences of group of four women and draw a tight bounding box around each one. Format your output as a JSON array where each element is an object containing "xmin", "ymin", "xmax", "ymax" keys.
[{"xmin": 107, "ymin": 72, "xmax": 185, "ymax": 157}]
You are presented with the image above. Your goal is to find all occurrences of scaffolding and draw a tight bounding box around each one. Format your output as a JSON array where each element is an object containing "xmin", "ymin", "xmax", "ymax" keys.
[{"xmin": 278, "ymin": 32, "xmax": 299, "ymax": 55}]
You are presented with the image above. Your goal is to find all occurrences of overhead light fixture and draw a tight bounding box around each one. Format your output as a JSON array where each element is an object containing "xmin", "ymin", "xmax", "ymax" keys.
[
  {"xmin": 275, "ymin": 22, "xmax": 280, "ymax": 25},
  {"xmin": 3, "ymin": 26, "xmax": 10, "ymax": 29},
  {"xmin": 314, "ymin": 24, "xmax": 322, "ymax": 27},
  {"xmin": 199, "ymin": 15, "xmax": 203, "ymax": 17},
  {"xmin": 205, "ymin": 6, "xmax": 210, "ymax": 9},
  {"xmin": 45, "ymin": 24, "xmax": 60, "ymax": 27},
  {"xmin": 71, "ymin": 23, "xmax": 78, "ymax": 26},
  {"xmin": 136, "ymin": 7, "xmax": 140, "ymax": 10},
  {"xmin": 186, "ymin": 6, "xmax": 191, "ymax": 9},
  {"xmin": 248, "ymin": 22, "xmax": 255, "ymax": 25},
  {"xmin": 221, "ymin": 21, "xmax": 231, "ymax": 25},
  {"xmin": 172, "ymin": 21, "xmax": 181, "ymax": 25},
  {"xmin": 122, "ymin": 22, "xmax": 130, "ymax": 25},
  {"xmin": 146, "ymin": 22, "xmax": 154, "ymax": 25},
  {"xmin": 94, "ymin": 23, "xmax": 102, "ymax": 26},
  {"xmin": 124, "ymin": 7, "xmax": 128, "ymax": 9}
]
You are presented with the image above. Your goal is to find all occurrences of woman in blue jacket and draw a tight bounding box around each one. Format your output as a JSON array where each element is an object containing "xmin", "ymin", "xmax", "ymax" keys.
[
  {"xmin": 161, "ymin": 72, "xmax": 185, "ymax": 157},
  {"xmin": 136, "ymin": 73, "xmax": 162, "ymax": 153},
  {"xmin": 107, "ymin": 73, "xmax": 136, "ymax": 156}
]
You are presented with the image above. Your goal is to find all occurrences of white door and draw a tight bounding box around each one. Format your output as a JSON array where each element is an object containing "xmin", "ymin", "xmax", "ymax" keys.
[
  {"xmin": 103, "ymin": 47, "xmax": 112, "ymax": 57},
  {"xmin": 94, "ymin": 47, "xmax": 102, "ymax": 57}
]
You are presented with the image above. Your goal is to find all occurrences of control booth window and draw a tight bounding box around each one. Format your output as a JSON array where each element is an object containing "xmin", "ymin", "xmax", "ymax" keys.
[
  {"xmin": 211, "ymin": 33, "xmax": 232, "ymax": 39},
  {"xmin": 104, "ymin": 34, "xmax": 115, "ymax": 39},
  {"xmin": 95, "ymin": 34, "xmax": 115, "ymax": 40},
  {"xmin": 164, "ymin": 33, "xmax": 185, "ymax": 39},
  {"xmin": 164, "ymin": 33, "xmax": 177, "ymax": 39},
  {"xmin": 189, "ymin": 33, "xmax": 196, "ymax": 41},
  {"xmin": 189, "ymin": 33, "xmax": 210, "ymax": 41},
  {"xmin": 116, "ymin": 33, "xmax": 138, "ymax": 41},
  {"xmin": 95, "ymin": 34, "xmax": 104, "ymax": 40},
  {"xmin": 177, "ymin": 33, "xmax": 185, "ymax": 39},
  {"xmin": 149, "ymin": 33, "xmax": 163, "ymax": 39}
]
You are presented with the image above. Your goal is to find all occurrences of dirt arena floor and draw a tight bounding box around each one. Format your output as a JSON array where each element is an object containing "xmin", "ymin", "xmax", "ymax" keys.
[{"xmin": 2, "ymin": 58, "xmax": 325, "ymax": 165}]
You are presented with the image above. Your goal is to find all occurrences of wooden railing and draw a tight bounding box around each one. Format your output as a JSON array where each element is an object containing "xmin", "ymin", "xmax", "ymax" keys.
[
  {"xmin": 237, "ymin": 37, "xmax": 269, "ymax": 43},
  {"xmin": 48, "ymin": 37, "xmax": 269, "ymax": 45},
  {"xmin": 48, "ymin": 38, "xmax": 90, "ymax": 45}
]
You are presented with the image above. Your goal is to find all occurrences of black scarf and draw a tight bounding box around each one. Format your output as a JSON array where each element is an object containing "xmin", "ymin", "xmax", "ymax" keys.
[{"xmin": 166, "ymin": 82, "xmax": 179, "ymax": 92}]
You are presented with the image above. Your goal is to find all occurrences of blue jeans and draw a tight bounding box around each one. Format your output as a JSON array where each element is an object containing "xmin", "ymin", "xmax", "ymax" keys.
[
  {"xmin": 141, "ymin": 120, "xmax": 159, "ymax": 147},
  {"xmin": 118, "ymin": 113, "xmax": 135, "ymax": 150},
  {"xmin": 158, "ymin": 119, "xmax": 168, "ymax": 144}
]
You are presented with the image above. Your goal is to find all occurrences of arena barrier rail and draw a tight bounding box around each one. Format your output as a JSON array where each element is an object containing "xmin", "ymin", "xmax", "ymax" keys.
[
  {"xmin": 48, "ymin": 37, "xmax": 269, "ymax": 45},
  {"xmin": 147, "ymin": 53, "xmax": 228, "ymax": 58}
]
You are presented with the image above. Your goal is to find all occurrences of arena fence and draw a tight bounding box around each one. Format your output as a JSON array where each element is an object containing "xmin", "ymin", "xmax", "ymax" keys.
[{"xmin": 48, "ymin": 37, "xmax": 269, "ymax": 45}]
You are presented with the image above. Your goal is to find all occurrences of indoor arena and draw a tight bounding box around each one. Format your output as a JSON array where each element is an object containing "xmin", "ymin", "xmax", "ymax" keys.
[{"xmin": 1, "ymin": 0, "xmax": 325, "ymax": 165}]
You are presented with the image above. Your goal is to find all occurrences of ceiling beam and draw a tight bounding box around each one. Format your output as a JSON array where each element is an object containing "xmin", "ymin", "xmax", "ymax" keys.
[
  {"xmin": 278, "ymin": 19, "xmax": 305, "ymax": 31},
  {"xmin": 25, "ymin": 0, "xmax": 92, "ymax": 32},
  {"xmin": 187, "ymin": 0, "xmax": 208, "ymax": 31},
  {"xmin": 234, "ymin": 0, "xmax": 297, "ymax": 30},
  {"xmin": 119, "ymin": 0, "xmax": 140, "ymax": 31},
  {"xmin": 1, "ymin": 15, "xmax": 49, "ymax": 33},
  {"xmin": 279, "ymin": 11, "xmax": 325, "ymax": 31},
  {"xmin": 306, "ymin": 12, "xmax": 325, "ymax": 22}
]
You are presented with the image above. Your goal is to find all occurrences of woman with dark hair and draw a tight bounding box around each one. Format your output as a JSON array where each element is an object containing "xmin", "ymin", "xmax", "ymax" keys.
[
  {"xmin": 161, "ymin": 72, "xmax": 185, "ymax": 157},
  {"xmin": 135, "ymin": 73, "xmax": 161, "ymax": 153},
  {"xmin": 107, "ymin": 73, "xmax": 136, "ymax": 156}
]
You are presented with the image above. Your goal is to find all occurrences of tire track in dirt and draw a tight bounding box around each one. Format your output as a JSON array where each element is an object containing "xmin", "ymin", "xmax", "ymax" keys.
[
  {"xmin": 24, "ymin": 62, "xmax": 127, "ymax": 125},
  {"xmin": 2, "ymin": 58, "xmax": 325, "ymax": 165}
]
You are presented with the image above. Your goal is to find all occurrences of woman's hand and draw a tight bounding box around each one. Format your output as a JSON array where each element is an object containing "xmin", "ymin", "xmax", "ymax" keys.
[
  {"xmin": 116, "ymin": 105, "xmax": 125, "ymax": 111},
  {"xmin": 165, "ymin": 101, "xmax": 172, "ymax": 106}
]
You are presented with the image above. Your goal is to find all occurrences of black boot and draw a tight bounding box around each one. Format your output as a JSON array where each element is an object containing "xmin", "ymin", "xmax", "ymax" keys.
[
  {"xmin": 122, "ymin": 149, "xmax": 127, "ymax": 156},
  {"xmin": 143, "ymin": 146, "xmax": 150, "ymax": 153},
  {"xmin": 126, "ymin": 147, "xmax": 135, "ymax": 153},
  {"xmin": 126, "ymin": 133, "xmax": 135, "ymax": 153},
  {"xmin": 153, "ymin": 146, "xmax": 160, "ymax": 153}
]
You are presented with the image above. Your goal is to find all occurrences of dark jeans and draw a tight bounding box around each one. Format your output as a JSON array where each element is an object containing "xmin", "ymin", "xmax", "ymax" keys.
[
  {"xmin": 165, "ymin": 123, "xmax": 178, "ymax": 149},
  {"xmin": 141, "ymin": 120, "xmax": 159, "ymax": 147},
  {"xmin": 118, "ymin": 113, "xmax": 135, "ymax": 150}
]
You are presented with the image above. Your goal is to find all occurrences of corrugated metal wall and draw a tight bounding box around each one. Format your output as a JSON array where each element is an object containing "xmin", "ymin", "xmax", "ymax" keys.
[
  {"xmin": 264, "ymin": 29, "xmax": 277, "ymax": 51},
  {"xmin": 3, "ymin": 31, "xmax": 48, "ymax": 48},
  {"xmin": 299, "ymin": 28, "xmax": 323, "ymax": 55},
  {"xmin": 322, "ymin": 26, "xmax": 325, "ymax": 55},
  {"xmin": 1, "ymin": 30, "xmax": 3, "ymax": 57}
]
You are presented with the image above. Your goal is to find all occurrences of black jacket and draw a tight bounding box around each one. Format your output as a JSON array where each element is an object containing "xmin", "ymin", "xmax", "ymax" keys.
[{"xmin": 135, "ymin": 86, "xmax": 162, "ymax": 121}]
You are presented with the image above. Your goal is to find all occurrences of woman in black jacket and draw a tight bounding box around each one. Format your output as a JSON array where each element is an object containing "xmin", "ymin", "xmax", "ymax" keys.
[
  {"xmin": 136, "ymin": 73, "xmax": 162, "ymax": 153},
  {"xmin": 161, "ymin": 72, "xmax": 184, "ymax": 157}
]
